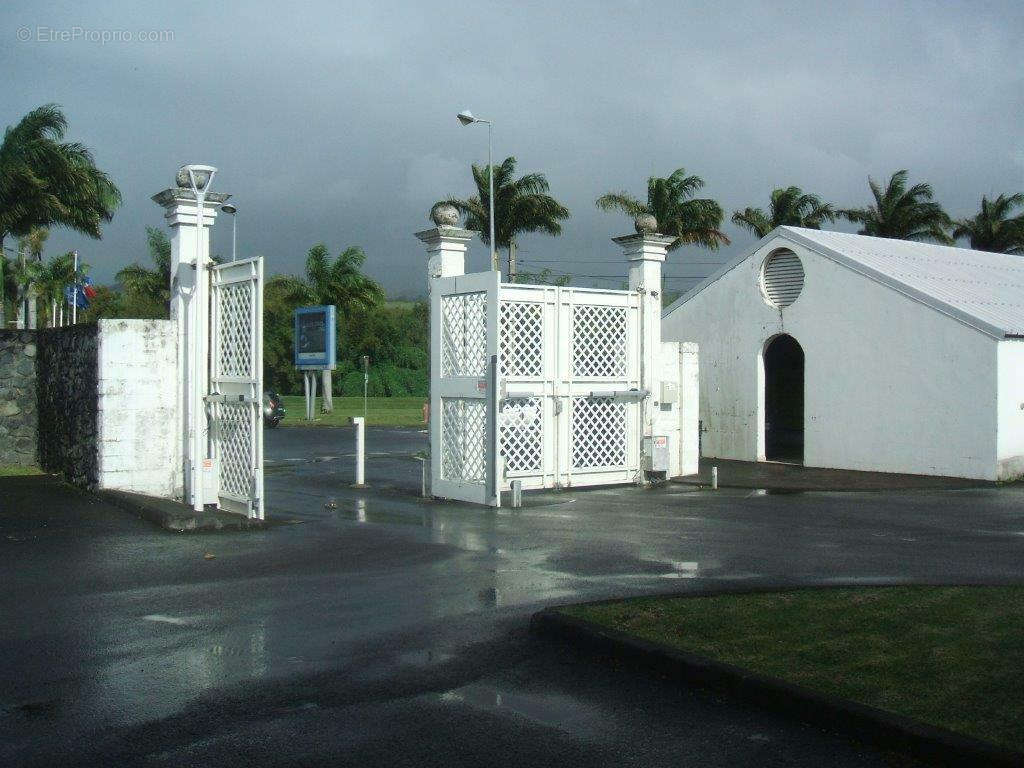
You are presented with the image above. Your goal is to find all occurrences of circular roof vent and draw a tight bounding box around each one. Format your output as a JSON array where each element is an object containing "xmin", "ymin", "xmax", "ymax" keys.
[{"xmin": 761, "ymin": 249, "xmax": 804, "ymax": 308}]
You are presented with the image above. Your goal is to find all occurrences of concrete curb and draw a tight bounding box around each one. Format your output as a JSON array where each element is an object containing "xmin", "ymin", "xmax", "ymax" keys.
[
  {"xmin": 96, "ymin": 489, "xmax": 264, "ymax": 532},
  {"xmin": 531, "ymin": 597, "xmax": 1024, "ymax": 768}
]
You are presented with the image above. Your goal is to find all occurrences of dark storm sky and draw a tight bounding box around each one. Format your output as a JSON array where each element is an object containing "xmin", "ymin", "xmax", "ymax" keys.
[{"xmin": 3, "ymin": 0, "xmax": 1023, "ymax": 297}]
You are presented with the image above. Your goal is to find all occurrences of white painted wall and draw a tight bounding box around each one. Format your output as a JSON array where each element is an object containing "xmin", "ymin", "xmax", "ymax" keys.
[
  {"xmin": 95, "ymin": 319, "xmax": 181, "ymax": 497},
  {"xmin": 679, "ymin": 342, "xmax": 699, "ymax": 476},
  {"xmin": 662, "ymin": 235, "xmax": 999, "ymax": 479},
  {"xmin": 997, "ymin": 339, "xmax": 1024, "ymax": 480}
]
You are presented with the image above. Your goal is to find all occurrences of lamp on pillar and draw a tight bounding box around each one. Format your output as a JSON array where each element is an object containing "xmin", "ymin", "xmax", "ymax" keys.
[{"xmin": 152, "ymin": 168, "xmax": 231, "ymax": 508}]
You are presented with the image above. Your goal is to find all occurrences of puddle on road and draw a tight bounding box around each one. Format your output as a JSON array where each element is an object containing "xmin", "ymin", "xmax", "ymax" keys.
[
  {"xmin": 439, "ymin": 683, "xmax": 603, "ymax": 735},
  {"xmin": 747, "ymin": 488, "xmax": 805, "ymax": 497}
]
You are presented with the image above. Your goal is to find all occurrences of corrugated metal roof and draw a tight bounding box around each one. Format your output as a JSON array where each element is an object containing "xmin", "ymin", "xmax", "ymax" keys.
[{"xmin": 663, "ymin": 226, "xmax": 1024, "ymax": 339}]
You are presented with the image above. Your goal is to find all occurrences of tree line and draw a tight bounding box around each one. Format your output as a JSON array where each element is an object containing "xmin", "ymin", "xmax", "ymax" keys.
[
  {"xmin": 444, "ymin": 162, "xmax": 1024, "ymax": 283},
  {"xmin": 3, "ymin": 102, "xmax": 1024, "ymax": 397}
]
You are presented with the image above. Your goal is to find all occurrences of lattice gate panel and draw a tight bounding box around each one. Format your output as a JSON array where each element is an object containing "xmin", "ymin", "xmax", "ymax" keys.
[
  {"xmin": 440, "ymin": 397, "xmax": 487, "ymax": 483},
  {"xmin": 216, "ymin": 282, "xmax": 253, "ymax": 378},
  {"xmin": 571, "ymin": 396, "xmax": 627, "ymax": 469},
  {"xmin": 442, "ymin": 292, "xmax": 487, "ymax": 377},
  {"xmin": 500, "ymin": 301, "xmax": 544, "ymax": 377},
  {"xmin": 571, "ymin": 304, "xmax": 628, "ymax": 378},
  {"xmin": 499, "ymin": 397, "xmax": 543, "ymax": 473},
  {"xmin": 214, "ymin": 402, "xmax": 254, "ymax": 498}
]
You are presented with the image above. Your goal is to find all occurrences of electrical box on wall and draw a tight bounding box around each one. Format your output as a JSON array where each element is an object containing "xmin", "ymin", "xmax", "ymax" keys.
[
  {"xmin": 642, "ymin": 435, "xmax": 670, "ymax": 472},
  {"xmin": 660, "ymin": 381, "xmax": 678, "ymax": 404}
]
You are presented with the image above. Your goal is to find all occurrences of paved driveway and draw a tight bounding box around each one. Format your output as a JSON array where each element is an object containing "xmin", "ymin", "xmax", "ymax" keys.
[{"xmin": 3, "ymin": 425, "xmax": 1023, "ymax": 766}]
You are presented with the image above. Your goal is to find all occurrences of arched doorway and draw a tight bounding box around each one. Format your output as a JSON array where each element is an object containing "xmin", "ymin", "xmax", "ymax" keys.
[{"xmin": 764, "ymin": 334, "xmax": 804, "ymax": 463}]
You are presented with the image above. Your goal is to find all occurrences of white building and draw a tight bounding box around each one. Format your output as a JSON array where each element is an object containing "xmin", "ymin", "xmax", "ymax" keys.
[{"xmin": 662, "ymin": 227, "xmax": 1024, "ymax": 481}]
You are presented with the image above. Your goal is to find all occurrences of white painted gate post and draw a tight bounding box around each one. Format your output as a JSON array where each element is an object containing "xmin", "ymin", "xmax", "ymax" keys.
[
  {"xmin": 152, "ymin": 176, "xmax": 231, "ymax": 505},
  {"xmin": 416, "ymin": 204, "xmax": 476, "ymax": 498},
  {"xmin": 614, "ymin": 217, "xmax": 674, "ymax": 481}
]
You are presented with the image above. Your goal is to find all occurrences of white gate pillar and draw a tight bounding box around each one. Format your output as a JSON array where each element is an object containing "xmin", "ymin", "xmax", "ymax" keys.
[
  {"xmin": 615, "ymin": 217, "xmax": 674, "ymax": 476},
  {"xmin": 416, "ymin": 203, "xmax": 475, "ymax": 287},
  {"xmin": 152, "ymin": 180, "xmax": 231, "ymax": 504}
]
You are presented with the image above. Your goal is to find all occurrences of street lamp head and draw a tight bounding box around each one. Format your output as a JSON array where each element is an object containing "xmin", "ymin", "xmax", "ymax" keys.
[
  {"xmin": 221, "ymin": 203, "xmax": 237, "ymax": 215},
  {"xmin": 177, "ymin": 164, "xmax": 217, "ymax": 194},
  {"xmin": 457, "ymin": 110, "xmax": 476, "ymax": 126}
]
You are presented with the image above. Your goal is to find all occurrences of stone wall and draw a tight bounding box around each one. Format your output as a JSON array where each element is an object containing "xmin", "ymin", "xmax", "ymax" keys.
[
  {"xmin": 0, "ymin": 330, "xmax": 39, "ymax": 466},
  {"xmin": 36, "ymin": 324, "xmax": 99, "ymax": 485}
]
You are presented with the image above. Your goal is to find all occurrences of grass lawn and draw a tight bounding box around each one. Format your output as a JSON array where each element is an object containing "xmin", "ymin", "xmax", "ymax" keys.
[
  {"xmin": 563, "ymin": 586, "xmax": 1024, "ymax": 752},
  {"xmin": 0, "ymin": 465, "xmax": 43, "ymax": 477},
  {"xmin": 278, "ymin": 396, "xmax": 425, "ymax": 428}
]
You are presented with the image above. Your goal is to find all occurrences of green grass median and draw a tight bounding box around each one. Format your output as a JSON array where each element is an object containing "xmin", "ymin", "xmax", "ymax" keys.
[
  {"xmin": 562, "ymin": 586, "xmax": 1024, "ymax": 752},
  {"xmin": 0, "ymin": 465, "xmax": 43, "ymax": 477},
  {"xmin": 277, "ymin": 396, "xmax": 425, "ymax": 428}
]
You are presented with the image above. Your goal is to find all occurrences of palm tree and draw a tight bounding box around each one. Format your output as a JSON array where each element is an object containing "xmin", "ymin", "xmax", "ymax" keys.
[
  {"xmin": 732, "ymin": 186, "xmax": 836, "ymax": 239},
  {"xmin": 268, "ymin": 244, "xmax": 384, "ymax": 411},
  {"xmin": 15, "ymin": 226, "xmax": 49, "ymax": 327},
  {"xmin": 37, "ymin": 251, "xmax": 77, "ymax": 326},
  {"xmin": 0, "ymin": 104, "xmax": 121, "ymax": 254},
  {"xmin": 116, "ymin": 227, "xmax": 172, "ymax": 318},
  {"xmin": 840, "ymin": 170, "xmax": 952, "ymax": 243},
  {"xmin": 952, "ymin": 193, "xmax": 1024, "ymax": 254},
  {"xmin": 444, "ymin": 156, "xmax": 570, "ymax": 279},
  {"xmin": 9, "ymin": 255, "xmax": 41, "ymax": 329},
  {"xmin": 596, "ymin": 168, "xmax": 729, "ymax": 251}
]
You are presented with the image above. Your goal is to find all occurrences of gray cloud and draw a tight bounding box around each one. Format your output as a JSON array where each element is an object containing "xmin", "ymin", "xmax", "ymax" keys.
[{"xmin": 3, "ymin": 0, "xmax": 1022, "ymax": 296}]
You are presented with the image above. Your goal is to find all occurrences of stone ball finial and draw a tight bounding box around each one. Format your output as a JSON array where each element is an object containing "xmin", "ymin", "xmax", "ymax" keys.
[
  {"xmin": 634, "ymin": 213, "xmax": 658, "ymax": 235},
  {"xmin": 175, "ymin": 166, "xmax": 191, "ymax": 188},
  {"xmin": 430, "ymin": 202, "xmax": 460, "ymax": 227}
]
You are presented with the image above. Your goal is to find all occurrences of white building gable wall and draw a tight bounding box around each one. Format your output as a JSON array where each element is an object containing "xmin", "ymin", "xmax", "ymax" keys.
[
  {"xmin": 662, "ymin": 235, "xmax": 999, "ymax": 479},
  {"xmin": 996, "ymin": 339, "xmax": 1024, "ymax": 480}
]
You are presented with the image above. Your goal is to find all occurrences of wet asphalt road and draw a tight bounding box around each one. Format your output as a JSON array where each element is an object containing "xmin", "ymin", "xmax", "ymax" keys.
[{"xmin": 3, "ymin": 425, "xmax": 1024, "ymax": 766}]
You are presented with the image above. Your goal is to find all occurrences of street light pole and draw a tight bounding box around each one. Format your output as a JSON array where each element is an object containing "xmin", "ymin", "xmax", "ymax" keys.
[
  {"xmin": 457, "ymin": 110, "xmax": 497, "ymax": 272},
  {"xmin": 221, "ymin": 203, "xmax": 238, "ymax": 261}
]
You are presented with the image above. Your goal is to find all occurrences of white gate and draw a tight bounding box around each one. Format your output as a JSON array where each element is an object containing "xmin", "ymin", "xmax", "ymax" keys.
[
  {"xmin": 430, "ymin": 271, "xmax": 501, "ymax": 505},
  {"xmin": 432, "ymin": 274, "xmax": 641, "ymax": 505},
  {"xmin": 499, "ymin": 284, "xmax": 641, "ymax": 490},
  {"xmin": 207, "ymin": 257, "xmax": 264, "ymax": 518}
]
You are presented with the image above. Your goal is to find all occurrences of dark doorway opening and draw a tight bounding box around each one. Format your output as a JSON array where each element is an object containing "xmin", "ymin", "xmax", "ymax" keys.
[{"xmin": 764, "ymin": 334, "xmax": 804, "ymax": 463}]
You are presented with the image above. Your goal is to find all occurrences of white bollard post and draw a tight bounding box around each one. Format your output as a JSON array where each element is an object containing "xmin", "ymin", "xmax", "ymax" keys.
[
  {"xmin": 711, "ymin": 465, "xmax": 718, "ymax": 490},
  {"xmin": 351, "ymin": 416, "xmax": 366, "ymax": 487}
]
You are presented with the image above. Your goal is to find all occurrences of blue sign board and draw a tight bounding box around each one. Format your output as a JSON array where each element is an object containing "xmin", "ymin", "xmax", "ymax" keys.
[{"xmin": 293, "ymin": 305, "xmax": 336, "ymax": 369}]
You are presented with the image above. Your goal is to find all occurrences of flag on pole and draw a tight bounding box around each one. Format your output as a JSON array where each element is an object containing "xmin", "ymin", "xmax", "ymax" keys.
[{"xmin": 64, "ymin": 276, "xmax": 96, "ymax": 308}]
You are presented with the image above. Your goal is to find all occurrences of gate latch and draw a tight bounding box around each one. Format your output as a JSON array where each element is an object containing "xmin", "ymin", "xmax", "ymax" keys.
[
  {"xmin": 204, "ymin": 393, "xmax": 258, "ymax": 404},
  {"xmin": 588, "ymin": 388, "xmax": 649, "ymax": 400}
]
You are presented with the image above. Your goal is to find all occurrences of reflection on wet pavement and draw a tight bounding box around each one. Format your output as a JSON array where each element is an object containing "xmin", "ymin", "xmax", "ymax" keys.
[
  {"xmin": 5, "ymin": 426, "xmax": 1024, "ymax": 767},
  {"xmin": 440, "ymin": 682, "xmax": 605, "ymax": 735}
]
